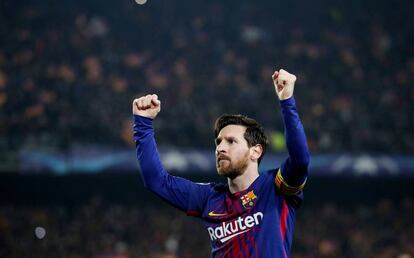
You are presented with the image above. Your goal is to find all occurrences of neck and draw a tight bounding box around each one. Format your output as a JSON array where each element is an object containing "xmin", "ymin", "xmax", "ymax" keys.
[{"xmin": 227, "ymin": 164, "xmax": 259, "ymax": 194}]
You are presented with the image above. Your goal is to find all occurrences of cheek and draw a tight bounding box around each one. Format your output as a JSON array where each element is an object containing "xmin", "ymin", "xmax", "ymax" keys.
[{"xmin": 233, "ymin": 147, "xmax": 250, "ymax": 159}]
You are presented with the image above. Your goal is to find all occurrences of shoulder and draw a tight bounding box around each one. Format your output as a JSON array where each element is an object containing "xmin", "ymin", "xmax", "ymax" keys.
[
  {"xmin": 261, "ymin": 169, "xmax": 279, "ymax": 181},
  {"xmin": 192, "ymin": 181, "xmax": 227, "ymax": 195}
]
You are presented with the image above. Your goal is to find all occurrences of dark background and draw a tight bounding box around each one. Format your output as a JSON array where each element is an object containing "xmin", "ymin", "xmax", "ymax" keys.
[{"xmin": 1, "ymin": 0, "xmax": 413, "ymax": 257}]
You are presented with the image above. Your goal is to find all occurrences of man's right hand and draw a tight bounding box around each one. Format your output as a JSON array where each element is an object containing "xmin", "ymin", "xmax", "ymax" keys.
[{"xmin": 132, "ymin": 94, "xmax": 161, "ymax": 119}]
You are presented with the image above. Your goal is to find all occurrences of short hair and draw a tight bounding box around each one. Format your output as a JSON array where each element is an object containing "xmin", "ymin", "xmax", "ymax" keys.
[{"xmin": 214, "ymin": 114, "xmax": 268, "ymax": 164}]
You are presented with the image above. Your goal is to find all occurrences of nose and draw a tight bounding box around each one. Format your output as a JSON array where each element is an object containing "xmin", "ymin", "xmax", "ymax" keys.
[{"xmin": 216, "ymin": 142, "xmax": 226, "ymax": 156}]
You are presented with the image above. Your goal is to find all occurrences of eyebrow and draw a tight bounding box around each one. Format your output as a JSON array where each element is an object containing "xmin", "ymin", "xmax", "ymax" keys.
[{"xmin": 215, "ymin": 136, "xmax": 238, "ymax": 145}]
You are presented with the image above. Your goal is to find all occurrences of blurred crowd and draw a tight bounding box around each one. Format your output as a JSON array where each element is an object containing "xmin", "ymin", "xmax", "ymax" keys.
[
  {"xmin": 0, "ymin": 197, "xmax": 412, "ymax": 258},
  {"xmin": 1, "ymin": 0, "xmax": 414, "ymax": 157},
  {"xmin": 2, "ymin": 1, "xmax": 413, "ymax": 255}
]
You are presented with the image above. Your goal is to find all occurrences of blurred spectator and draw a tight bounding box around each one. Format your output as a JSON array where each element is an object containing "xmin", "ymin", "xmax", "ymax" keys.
[
  {"xmin": 1, "ymin": 0, "xmax": 413, "ymax": 163},
  {"xmin": 0, "ymin": 197, "xmax": 412, "ymax": 257}
]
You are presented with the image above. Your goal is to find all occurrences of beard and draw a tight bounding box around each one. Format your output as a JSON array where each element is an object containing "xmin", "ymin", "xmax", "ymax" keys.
[{"xmin": 216, "ymin": 151, "xmax": 250, "ymax": 179}]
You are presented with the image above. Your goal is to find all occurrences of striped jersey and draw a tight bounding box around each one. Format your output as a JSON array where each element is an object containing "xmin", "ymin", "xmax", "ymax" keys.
[
  {"xmin": 133, "ymin": 97, "xmax": 309, "ymax": 258},
  {"xmin": 186, "ymin": 170, "xmax": 303, "ymax": 257}
]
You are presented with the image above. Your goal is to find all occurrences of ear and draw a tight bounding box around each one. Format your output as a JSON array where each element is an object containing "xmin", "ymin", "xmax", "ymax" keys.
[{"xmin": 250, "ymin": 144, "xmax": 263, "ymax": 162}]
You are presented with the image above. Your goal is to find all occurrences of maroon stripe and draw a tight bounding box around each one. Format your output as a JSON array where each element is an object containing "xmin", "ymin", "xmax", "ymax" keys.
[
  {"xmin": 235, "ymin": 235, "xmax": 242, "ymax": 258},
  {"xmin": 250, "ymin": 205, "xmax": 258, "ymax": 258},
  {"xmin": 244, "ymin": 208, "xmax": 256, "ymax": 258},
  {"xmin": 234, "ymin": 197, "xmax": 243, "ymax": 213},
  {"xmin": 241, "ymin": 225, "xmax": 248, "ymax": 258},
  {"xmin": 234, "ymin": 196, "xmax": 251, "ymax": 258},
  {"xmin": 218, "ymin": 197, "xmax": 226, "ymax": 214},
  {"xmin": 233, "ymin": 199, "xmax": 243, "ymax": 258},
  {"xmin": 280, "ymin": 199, "xmax": 289, "ymax": 242}
]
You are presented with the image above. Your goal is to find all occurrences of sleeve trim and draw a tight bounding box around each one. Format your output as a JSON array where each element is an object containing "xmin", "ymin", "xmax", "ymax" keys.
[{"xmin": 275, "ymin": 169, "xmax": 307, "ymax": 195}]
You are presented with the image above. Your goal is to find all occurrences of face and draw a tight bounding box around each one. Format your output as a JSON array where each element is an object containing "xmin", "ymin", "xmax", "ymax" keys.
[{"xmin": 215, "ymin": 125, "xmax": 251, "ymax": 179}]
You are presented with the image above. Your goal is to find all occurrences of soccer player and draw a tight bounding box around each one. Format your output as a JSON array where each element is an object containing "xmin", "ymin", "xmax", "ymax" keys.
[{"xmin": 132, "ymin": 69, "xmax": 310, "ymax": 258}]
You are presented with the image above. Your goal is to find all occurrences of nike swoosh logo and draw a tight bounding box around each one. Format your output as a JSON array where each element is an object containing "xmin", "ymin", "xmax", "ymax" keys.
[
  {"xmin": 208, "ymin": 211, "xmax": 228, "ymax": 217},
  {"xmin": 220, "ymin": 229, "xmax": 251, "ymax": 243}
]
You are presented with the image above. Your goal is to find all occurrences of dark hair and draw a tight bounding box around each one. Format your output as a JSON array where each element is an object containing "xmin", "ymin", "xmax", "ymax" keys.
[{"xmin": 214, "ymin": 114, "xmax": 268, "ymax": 164}]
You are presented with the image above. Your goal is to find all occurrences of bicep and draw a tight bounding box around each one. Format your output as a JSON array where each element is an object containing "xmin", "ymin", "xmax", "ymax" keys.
[
  {"xmin": 150, "ymin": 173, "xmax": 210, "ymax": 215},
  {"xmin": 274, "ymin": 167, "xmax": 307, "ymax": 196}
]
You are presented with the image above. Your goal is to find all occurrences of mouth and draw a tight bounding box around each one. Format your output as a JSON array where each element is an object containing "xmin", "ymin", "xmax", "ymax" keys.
[{"xmin": 217, "ymin": 155, "xmax": 230, "ymax": 163}]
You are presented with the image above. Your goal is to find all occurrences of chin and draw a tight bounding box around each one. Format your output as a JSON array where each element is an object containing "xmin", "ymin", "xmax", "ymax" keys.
[{"xmin": 217, "ymin": 167, "xmax": 242, "ymax": 179}]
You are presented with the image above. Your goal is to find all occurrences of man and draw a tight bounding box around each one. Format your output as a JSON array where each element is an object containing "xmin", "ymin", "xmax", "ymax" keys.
[{"xmin": 132, "ymin": 69, "xmax": 310, "ymax": 258}]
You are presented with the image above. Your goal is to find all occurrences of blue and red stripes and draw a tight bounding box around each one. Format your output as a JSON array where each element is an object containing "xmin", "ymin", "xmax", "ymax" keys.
[{"xmin": 279, "ymin": 199, "xmax": 289, "ymax": 258}]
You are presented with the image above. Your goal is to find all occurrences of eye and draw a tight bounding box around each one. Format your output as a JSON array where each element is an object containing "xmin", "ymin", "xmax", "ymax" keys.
[{"xmin": 228, "ymin": 139, "xmax": 235, "ymax": 144}]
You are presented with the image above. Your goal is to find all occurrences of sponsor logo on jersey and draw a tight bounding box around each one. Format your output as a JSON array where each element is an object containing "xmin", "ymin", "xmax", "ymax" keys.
[
  {"xmin": 207, "ymin": 212, "xmax": 263, "ymax": 243},
  {"xmin": 240, "ymin": 190, "xmax": 257, "ymax": 209}
]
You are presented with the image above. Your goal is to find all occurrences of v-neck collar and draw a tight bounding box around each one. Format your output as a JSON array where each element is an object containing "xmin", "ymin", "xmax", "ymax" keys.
[{"xmin": 226, "ymin": 173, "xmax": 263, "ymax": 199}]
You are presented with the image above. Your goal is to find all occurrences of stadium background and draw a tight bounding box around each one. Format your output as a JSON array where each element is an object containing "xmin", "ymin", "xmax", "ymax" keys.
[{"xmin": 1, "ymin": 0, "xmax": 413, "ymax": 257}]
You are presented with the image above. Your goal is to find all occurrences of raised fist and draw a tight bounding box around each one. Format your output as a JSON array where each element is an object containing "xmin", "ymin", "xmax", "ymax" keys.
[
  {"xmin": 132, "ymin": 94, "xmax": 161, "ymax": 119},
  {"xmin": 272, "ymin": 69, "xmax": 297, "ymax": 100}
]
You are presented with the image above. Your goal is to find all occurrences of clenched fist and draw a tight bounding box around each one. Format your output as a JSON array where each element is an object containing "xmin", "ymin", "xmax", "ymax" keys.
[
  {"xmin": 132, "ymin": 94, "xmax": 161, "ymax": 119},
  {"xmin": 272, "ymin": 69, "xmax": 297, "ymax": 100}
]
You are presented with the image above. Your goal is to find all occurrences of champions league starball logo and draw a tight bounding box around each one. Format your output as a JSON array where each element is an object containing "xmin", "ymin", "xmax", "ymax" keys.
[{"xmin": 240, "ymin": 190, "xmax": 257, "ymax": 209}]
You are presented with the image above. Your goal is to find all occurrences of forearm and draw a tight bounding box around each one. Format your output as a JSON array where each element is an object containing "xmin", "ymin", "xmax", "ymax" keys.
[
  {"xmin": 133, "ymin": 115, "xmax": 205, "ymax": 212},
  {"xmin": 279, "ymin": 97, "xmax": 310, "ymax": 186},
  {"xmin": 133, "ymin": 115, "xmax": 166, "ymax": 190}
]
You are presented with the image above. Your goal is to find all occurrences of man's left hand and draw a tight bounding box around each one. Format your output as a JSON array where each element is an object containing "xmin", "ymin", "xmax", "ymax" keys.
[{"xmin": 272, "ymin": 69, "xmax": 297, "ymax": 100}]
